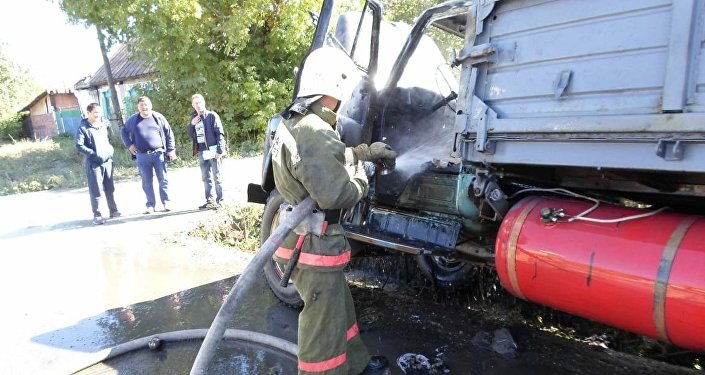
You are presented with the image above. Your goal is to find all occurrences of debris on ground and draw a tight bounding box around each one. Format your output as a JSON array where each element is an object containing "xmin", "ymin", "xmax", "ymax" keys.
[
  {"xmin": 470, "ymin": 330, "xmax": 493, "ymax": 351},
  {"xmin": 397, "ymin": 353, "xmax": 432, "ymax": 374},
  {"xmin": 491, "ymin": 328, "xmax": 519, "ymax": 359},
  {"xmin": 580, "ymin": 333, "xmax": 611, "ymax": 349},
  {"xmin": 471, "ymin": 328, "xmax": 519, "ymax": 359},
  {"xmin": 397, "ymin": 347, "xmax": 451, "ymax": 374}
]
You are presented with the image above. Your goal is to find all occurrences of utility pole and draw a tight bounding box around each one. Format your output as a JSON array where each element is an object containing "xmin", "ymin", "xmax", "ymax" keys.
[{"xmin": 96, "ymin": 26, "xmax": 123, "ymax": 127}]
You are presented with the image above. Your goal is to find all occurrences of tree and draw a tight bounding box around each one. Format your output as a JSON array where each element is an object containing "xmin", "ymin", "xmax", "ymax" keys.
[
  {"xmin": 59, "ymin": 0, "xmax": 320, "ymax": 151},
  {"xmin": 0, "ymin": 47, "xmax": 42, "ymax": 141},
  {"xmin": 383, "ymin": 0, "xmax": 447, "ymax": 23},
  {"xmin": 383, "ymin": 0, "xmax": 466, "ymax": 65},
  {"xmin": 96, "ymin": 26, "xmax": 123, "ymax": 126}
]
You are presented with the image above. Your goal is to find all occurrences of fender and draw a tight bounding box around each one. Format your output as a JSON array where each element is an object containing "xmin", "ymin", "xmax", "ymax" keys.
[{"xmin": 247, "ymin": 115, "xmax": 282, "ymax": 204}]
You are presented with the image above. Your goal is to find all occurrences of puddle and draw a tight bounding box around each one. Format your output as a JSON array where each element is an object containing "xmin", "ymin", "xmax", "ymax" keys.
[
  {"xmin": 24, "ymin": 255, "xmax": 701, "ymax": 375},
  {"xmin": 76, "ymin": 340, "xmax": 297, "ymax": 375}
]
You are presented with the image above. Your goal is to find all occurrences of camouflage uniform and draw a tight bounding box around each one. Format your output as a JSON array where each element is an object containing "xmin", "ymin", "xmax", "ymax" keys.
[{"xmin": 271, "ymin": 101, "xmax": 370, "ymax": 375}]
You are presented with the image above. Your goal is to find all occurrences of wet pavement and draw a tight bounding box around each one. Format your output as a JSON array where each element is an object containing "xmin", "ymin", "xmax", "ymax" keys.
[
  {"xmin": 73, "ymin": 275, "xmax": 299, "ymax": 375},
  {"xmin": 0, "ymin": 156, "xmax": 700, "ymax": 374},
  {"xmin": 0, "ymin": 157, "xmax": 260, "ymax": 374},
  {"xmin": 73, "ymin": 265, "xmax": 699, "ymax": 375}
]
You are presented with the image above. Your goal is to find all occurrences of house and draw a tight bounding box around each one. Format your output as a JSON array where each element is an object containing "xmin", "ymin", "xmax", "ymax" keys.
[
  {"xmin": 19, "ymin": 89, "xmax": 82, "ymax": 139},
  {"xmin": 74, "ymin": 43, "xmax": 157, "ymax": 125}
]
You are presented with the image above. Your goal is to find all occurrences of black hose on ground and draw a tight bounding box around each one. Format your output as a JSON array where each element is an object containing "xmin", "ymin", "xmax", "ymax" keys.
[
  {"xmin": 190, "ymin": 196, "xmax": 316, "ymax": 374},
  {"xmin": 73, "ymin": 328, "xmax": 298, "ymax": 374}
]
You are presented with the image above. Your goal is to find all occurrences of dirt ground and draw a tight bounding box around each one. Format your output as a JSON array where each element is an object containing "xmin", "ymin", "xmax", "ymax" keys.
[
  {"xmin": 74, "ymin": 261, "xmax": 701, "ymax": 375},
  {"xmin": 1, "ymin": 155, "xmax": 702, "ymax": 374},
  {"xmin": 344, "ymin": 257, "xmax": 702, "ymax": 375}
]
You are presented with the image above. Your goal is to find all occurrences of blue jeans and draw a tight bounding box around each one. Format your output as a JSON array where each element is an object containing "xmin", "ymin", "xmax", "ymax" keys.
[
  {"xmin": 136, "ymin": 151, "xmax": 169, "ymax": 207},
  {"xmin": 198, "ymin": 153, "xmax": 223, "ymax": 202},
  {"xmin": 85, "ymin": 159, "xmax": 117, "ymax": 216}
]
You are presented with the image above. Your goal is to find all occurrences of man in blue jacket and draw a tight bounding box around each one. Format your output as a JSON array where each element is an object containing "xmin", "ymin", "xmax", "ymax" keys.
[
  {"xmin": 121, "ymin": 96, "xmax": 177, "ymax": 213},
  {"xmin": 188, "ymin": 93, "xmax": 227, "ymax": 209},
  {"xmin": 75, "ymin": 102, "xmax": 120, "ymax": 224}
]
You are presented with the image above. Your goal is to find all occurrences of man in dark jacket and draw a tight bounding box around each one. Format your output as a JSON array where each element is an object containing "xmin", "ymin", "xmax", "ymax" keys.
[
  {"xmin": 187, "ymin": 93, "xmax": 227, "ymax": 209},
  {"xmin": 121, "ymin": 96, "xmax": 177, "ymax": 214},
  {"xmin": 75, "ymin": 103, "xmax": 120, "ymax": 225}
]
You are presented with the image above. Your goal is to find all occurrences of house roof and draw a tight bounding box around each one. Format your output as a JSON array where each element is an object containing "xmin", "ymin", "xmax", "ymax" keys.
[
  {"xmin": 76, "ymin": 43, "xmax": 157, "ymax": 89},
  {"xmin": 19, "ymin": 89, "xmax": 75, "ymax": 112}
]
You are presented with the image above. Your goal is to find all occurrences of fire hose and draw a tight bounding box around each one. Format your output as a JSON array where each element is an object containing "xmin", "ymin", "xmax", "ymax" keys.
[
  {"xmin": 71, "ymin": 197, "xmax": 314, "ymax": 374},
  {"xmin": 189, "ymin": 196, "xmax": 316, "ymax": 374}
]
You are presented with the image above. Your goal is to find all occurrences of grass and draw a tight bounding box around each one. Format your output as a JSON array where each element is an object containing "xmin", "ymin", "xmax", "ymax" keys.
[
  {"xmin": 188, "ymin": 203, "xmax": 264, "ymax": 252},
  {"xmin": 0, "ymin": 136, "xmax": 84, "ymax": 195},
  {"xmin": 2, "ymin": 131, "xmax": 266, "ymax": 249},
  {"xmin": 0, "ymin": 134, "xmax": 138, "ymax": 196},
  {"xmin": 0, "ymin": 132, "xmax": 243, "ymax": 196}
]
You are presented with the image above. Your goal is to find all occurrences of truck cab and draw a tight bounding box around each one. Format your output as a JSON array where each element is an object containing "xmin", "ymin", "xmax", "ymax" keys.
[{"xmin": 249, "ymin": 0, "xmax": 705, "ymax": 351}]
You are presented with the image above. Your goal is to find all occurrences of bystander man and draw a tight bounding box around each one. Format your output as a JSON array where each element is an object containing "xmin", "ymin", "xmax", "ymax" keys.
[
  {"xmin": 75, "ymin": 103, "xmax": 121, "ymax": 224},
  {"xmin": 120, "ymin": 96, "xmax": 177, "ymax": 213},
  {"xmin": 187, "ymin": 93, "xmax": 227, "ymax": 209}
]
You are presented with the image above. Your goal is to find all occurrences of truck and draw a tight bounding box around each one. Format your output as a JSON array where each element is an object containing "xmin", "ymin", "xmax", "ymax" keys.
[{"xmin": 248, "ymin": 0, "xmax": 705, "ymax": 352}]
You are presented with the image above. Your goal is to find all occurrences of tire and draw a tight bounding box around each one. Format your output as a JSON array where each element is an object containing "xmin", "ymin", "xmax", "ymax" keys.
[
  {"xmin": 260, "ymin": 190, "xmax": 304, "ymax": 309},
  {"xmin": 416, "ymin": 254, "xmax": 477, "ymax": 287}
]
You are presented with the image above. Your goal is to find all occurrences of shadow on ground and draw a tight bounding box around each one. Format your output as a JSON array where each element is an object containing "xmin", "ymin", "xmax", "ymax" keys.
[
  {"xmin": 35, "ymin": 255, "xmax": 702, "ymax": 375},
  {"xmin": 0, "ymin": 208, "xmax": 207, "ymax": 241}
]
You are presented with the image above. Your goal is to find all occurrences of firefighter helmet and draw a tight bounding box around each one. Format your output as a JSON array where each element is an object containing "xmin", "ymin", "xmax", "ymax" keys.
[{"xmin": 296, "ymin": 46, "xmax": 362, "ymax": 102}]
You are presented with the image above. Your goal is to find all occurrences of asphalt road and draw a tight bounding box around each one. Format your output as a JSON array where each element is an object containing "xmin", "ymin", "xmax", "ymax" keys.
[
  {"xmin": 0, "ymin": 156, "xmax": 262, "ymax": 374},
  {"xmin": 0, "ymin": 156, "xmax": 699, "ymax": 375}
]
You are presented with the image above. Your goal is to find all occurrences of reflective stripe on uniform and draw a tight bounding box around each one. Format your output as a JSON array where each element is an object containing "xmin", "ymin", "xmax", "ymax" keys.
[
  {"xmin": 346, "ymin": 322, "xmax": 359, "ymax": 341},
  {"xmin": 275, "ymin": 247, "xmax": 351, "ymax": 267},
  {"xmin": 298, "ymin": 352, "xmax": 347, "ymax": 373}
]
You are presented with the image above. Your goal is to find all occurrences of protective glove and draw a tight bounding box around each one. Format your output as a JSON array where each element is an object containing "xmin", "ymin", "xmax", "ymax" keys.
[
  {"xmin": 351, "ymin": 142, "xmax": 397, "ymax": 162},
  {"xmin": 370, "ymin": 142, "xmax": 397, "ymax": 160},
  {"xmin": 351, "ymin": 144, "xmax": 371, "ymax": 162},
  {"xmin": 370, "ymin": 142, "xmax": 397, "ymax": 174}
]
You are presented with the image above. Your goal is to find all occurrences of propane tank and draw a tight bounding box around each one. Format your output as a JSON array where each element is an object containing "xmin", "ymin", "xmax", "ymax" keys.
[{"xmin": 495, "ymin": 196, "xmax": 705, "ymax": 351}]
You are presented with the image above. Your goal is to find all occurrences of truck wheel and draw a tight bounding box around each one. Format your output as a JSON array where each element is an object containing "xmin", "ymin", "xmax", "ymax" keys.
[
  {"xmin": 261, "ymin": 190, "xmax": 304, "ymax": 309},
  {"xmin": 416, "ymin": 254, "xmax": 476, "ymax": 287}
]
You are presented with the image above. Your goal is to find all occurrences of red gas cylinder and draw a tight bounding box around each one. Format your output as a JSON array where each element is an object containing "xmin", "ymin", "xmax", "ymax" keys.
[{"xmin": 495, "ymin": 196, "xmax": 705, "ymax": 350}]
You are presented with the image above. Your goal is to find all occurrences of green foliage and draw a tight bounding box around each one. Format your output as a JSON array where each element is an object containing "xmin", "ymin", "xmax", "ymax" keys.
[
  {"xmin": 382, "ymin": 0, "xmax": 447, "ymax": 23},
  {"xmin": 0, "ymin": 47, "xmax": 42, "ymax": 141},
  {"xmin": 235, "ymin": 138, "xmax": 263, "ymax": 158},
  {"xmin": 384, "ymin": 0, "xmax": 465, "ymax": 60},
  {"xmin": 60, "ymin": 0, "xmax": 320, "ymax": 148},
  {"xmin": 0, "ymin": 135, "xmax": 138, "ymax": 196},
  {"xmin": 0, "ymin": 137, "xmax": 80, "ymax": 195},
  {"xmin": 0, "ymin": 113, "xmax": 26, "ymax": 142},
  {"xmin": 382, "ymin": 0, "xmax": 465, "ymax": 83},
  {"xmin": 58, "ymin": 0, "xmax": 460, "ymax": 151}
]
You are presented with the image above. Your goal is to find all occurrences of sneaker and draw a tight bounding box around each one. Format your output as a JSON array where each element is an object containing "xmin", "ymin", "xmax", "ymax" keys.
[
  {"xmin": 162, "ymin": 201, "xmax": 171, "ymax": 212},
  {"xmin": 109, "ymin": 211, "xmax": 122, "ymax": 219},
  {"xmin": 144, "ymin": 206, "xmax": 155, "ymax": 214},
  {"xmin": 199, "ymin": 200, "xmax": 216, "ymax": 210},
  {"xmin": 93, "ymin": 215, "xmax": 105, "ymax": 225}
]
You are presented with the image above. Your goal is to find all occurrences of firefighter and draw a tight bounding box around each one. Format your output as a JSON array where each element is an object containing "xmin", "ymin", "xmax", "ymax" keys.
[{"xmin": 271, "ymin": 46, "xmax": 397, "ymax": 375}]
